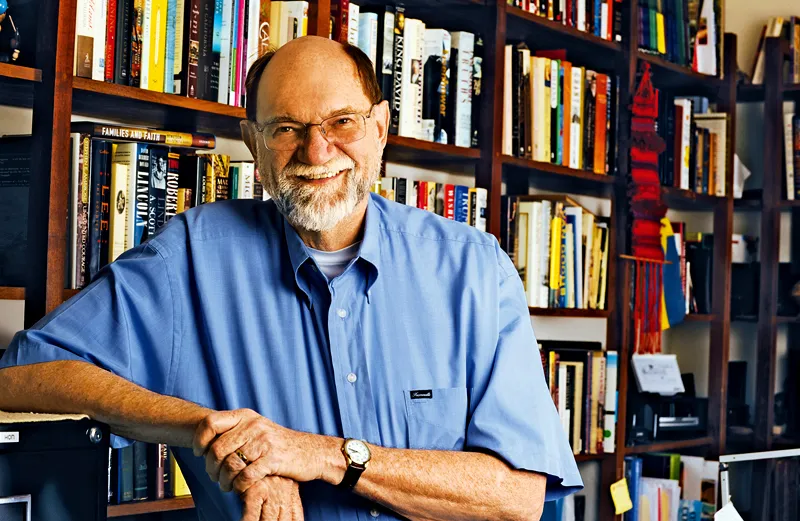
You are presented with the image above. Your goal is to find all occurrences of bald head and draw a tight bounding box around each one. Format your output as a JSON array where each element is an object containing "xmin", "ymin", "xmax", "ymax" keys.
[{"xmin": 244, "ymin": 37, "xmax": 383, "ymax": 124}]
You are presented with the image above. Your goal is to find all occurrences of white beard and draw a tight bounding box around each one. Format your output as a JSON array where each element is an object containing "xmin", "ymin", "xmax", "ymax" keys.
[{"xmin": 264, "ymin": 153, "xmax": 381, "ymax": 232}]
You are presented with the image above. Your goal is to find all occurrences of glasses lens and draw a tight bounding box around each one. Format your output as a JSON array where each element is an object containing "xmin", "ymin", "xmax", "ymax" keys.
[
  {"xmin": 321, "ymin": 114, "xmax": 366, "ymax": 145},
  {"xmin": 263, "ymin": 122, "xmax": 305, "ymax": 151}
]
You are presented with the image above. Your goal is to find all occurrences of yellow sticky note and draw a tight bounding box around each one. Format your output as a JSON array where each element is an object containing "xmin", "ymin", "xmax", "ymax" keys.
[{"xmin": 610, "ymin": 478, "xmax": 633, "ymax": 515}]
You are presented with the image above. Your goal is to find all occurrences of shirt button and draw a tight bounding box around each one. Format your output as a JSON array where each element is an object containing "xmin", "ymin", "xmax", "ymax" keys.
[
  {"xmin": 347, "ymin": 372, "xmax": 357, "ymax": 383},
  {"xmin": 337, "ymin": 308, "xmax": 348, "ymax": 318},
  {"xmin": 370, "ymin": 509, "xmax": 380, "ymax": 518}
]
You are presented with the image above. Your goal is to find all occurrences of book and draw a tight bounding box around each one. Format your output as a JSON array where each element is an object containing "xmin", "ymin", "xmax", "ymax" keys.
[
  {"xmin": 70, "ymin": 122, "xmax": 216, "ymax": 148},
  {"xmin": 448, "ymin": 31, "xmax": 474, "ymax": 148},
  {"xmin": 0, "ymin": 136, "xmax": 31, "ymax": 287}
]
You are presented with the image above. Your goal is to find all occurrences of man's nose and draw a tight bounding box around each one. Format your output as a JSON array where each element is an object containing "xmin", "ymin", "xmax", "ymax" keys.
[{"xmin": 296, "ymin": 126, "xmax": 339, "ymax": 166}]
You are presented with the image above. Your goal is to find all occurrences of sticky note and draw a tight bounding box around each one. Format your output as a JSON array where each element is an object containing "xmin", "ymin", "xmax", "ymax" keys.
[{"xmin": 610, "ymin": 478, "xmax": 633, "ymax": 515}]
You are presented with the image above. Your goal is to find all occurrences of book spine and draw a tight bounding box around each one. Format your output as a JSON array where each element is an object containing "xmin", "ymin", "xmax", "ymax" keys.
[
  {"xmin": 114, "ymin": 0, "xmax": 132, "ymax": 84},
  {"xmin": 133, "ymin": 441, "xmax": 148, "ymax": 501},
  {"xmin": 196, "ymin": 0, "xmax": 214, "ymax": 100},
  {"xmin": 165, "ymin": 152, "xmax": 180, "ymax": 221},
  {"xmin": 88, "ymin": 141, "xmax": 112, "ymax": 281},
  {"xmin": 389, "ymin": 7, "xmax": 404, "ymax": 135},
  {"xmin": 149, "ymin": 0, "xmax": 168, "ymax": 92},
  {"xmin": 129, "ymin": 0, "xmax": 144, "ymax": 87},
  {"xmin": 471, "ymin": 35, "xmax": 484, "ymax": 148},
  {"xmin": 330, "ymin": 0, "xmax": 349, "ymax": 43},
  {"xmin": 453, "ymin": 32, "xmax": 474, "ymax": 148},
  {"xmin": 76, "ymin": 134, "xmax": 92, "ymax": 288},
  {"xmin": 120, "ymin": 445, "xmax": 134, "ymax": 502},
  {"xmin": 140, "ymin": 0, "xmax": 152, "ymax": 88},
  {"xmin": 795, "ymin": 116, "xmax": 800, "ymax": 200},
  {"xmin": 454, "ymin": 185, "xmax": 469, "ymax": 223},
  {"xmin": 422, "ymin": 29, "xmax": 450, "ymax": 144},
  {"xmin": 594, "ymin": 73, "xmax": 608, "ymax": 174},
  {"xmin": 109, "ymin": 161, "xmax": 130, "ymax": 262},
  {"xmin": 134, "ymin": 145, "xmax": 150, "ymax": 245},
  {"xmin": 92, "ymin": 0, "xmax": 108, "ymax": 81},
  {"xmin": 444, "ymin": 184, "xmax": 455, "ymax": 220},
  {"xmin": 172, "ymin": 0, "xmax": 186, "ymax": 93},
  {"xmin": 72, "ymin": 123, "xmax": 217, "ymax": 148},
  {"xmin": 164, "ymin": 0, "xmax": 178, "ymax": 93},
  {"xmin": 207, "ymin": 0, "xmax": 222, "ymax": 101},
  {"xmin": 217, "ymin": 0, "xmax": 232, "ymax": 103},
  {"xmin": 105, "ymin": 0, "xmax": 117, "ymax": 82},
  {"xmin": 347, "ymin": 2, "xmax": 359, "ymax": 45},
  {"xmin": 380, "ymin": 7, "xmax": 395, "ymax": 112}
]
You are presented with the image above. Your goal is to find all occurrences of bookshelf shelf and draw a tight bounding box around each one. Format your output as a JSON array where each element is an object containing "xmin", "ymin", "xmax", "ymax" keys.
[
  {"xmin": 683, "ymin": 313, "xmax": 717, "ymax": 322},
  {"xmin": 384, "ymin": 135, "xmax": 480, "ymax": 169},
  {"xmin": 636, "ymin": 51, "xmax": 725, "ymax": 98},
  {"xmin": 733, "ymin": 198, "xmax": 762, "ymax": 211},
  {"xmin": 502, "ymin": 156, "xmax": 617, "ymax": 197},
  {"xmin": 107, "ymin": 497, "xmax": 194, "ymax": 518},
  {"xmin": 776, "ymin": 315, "xmax": 800, "ymax": 324},
  {"xmin": 529, "ymin": 307, "xmax": 611, "ymax": 318},
  {"xmin": 574, "ymin": 453, "xmax": 607, "ymax": 462},
  {"xmin": 505, "ymin": 7, "xmax": 622, "ymax": 73},
  {"xmin": 71, "ymin": 78, "xmax": 245, "ymax": 139},
  {"xmin": 0, "ymin": 63, "xmax": 42, "ymax": 82},
  {"xmin": 660, "ymin": 186, "xmax": 726, "ymax": 210},
  {"xmin": 624, "ymin": 436, "xmax": 715, "ymax": 455},
  {"xmin": 0, "ymin": 287, "xmax": 24, "ymax": 300},
  {"xmin": 777, "ymin": 199, "xmax": 800, "ymax": 210},
  {"xmin": 736, "ymin": 83, "xmax": 800, "ymax": 103}
]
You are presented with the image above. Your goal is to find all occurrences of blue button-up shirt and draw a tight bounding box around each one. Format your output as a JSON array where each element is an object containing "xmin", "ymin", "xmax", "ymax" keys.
[{"xmin": 1, "ymin": 193, "xmax": 582, "ymax": 520}]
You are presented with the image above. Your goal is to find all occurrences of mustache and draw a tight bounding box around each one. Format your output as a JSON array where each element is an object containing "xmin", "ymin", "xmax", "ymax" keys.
[{"xmin": 280, "ymin": 157, "xmax": 357, "ymax": 178}]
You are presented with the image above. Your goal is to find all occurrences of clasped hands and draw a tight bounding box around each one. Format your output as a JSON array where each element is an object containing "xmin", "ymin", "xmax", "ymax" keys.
[{"xmin": 193, "ymin": 408, "xmax": 326, "ymax": 521}]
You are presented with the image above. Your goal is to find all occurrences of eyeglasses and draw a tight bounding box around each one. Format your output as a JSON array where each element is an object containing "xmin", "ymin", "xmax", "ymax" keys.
[{"xmin": 254, "ymin": 104, "xmax": 377, "ymax": 151}]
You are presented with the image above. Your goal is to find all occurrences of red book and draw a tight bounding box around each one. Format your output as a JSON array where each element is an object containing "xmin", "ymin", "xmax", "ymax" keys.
[
  {"xmin": 330, "ymin": 0, "xmax": 349, "ymax": 44},
  {"xmin": 105, "ymin": 0, "xmax": 117, "ymax": 82},
  {"xmin": 417, "ymin": 181, "xmax": 428, "ymax": 211},
  {"xmin": 593, "ymin": 74, "xmax": 608, "ymax": 175},
  {"xmin": 444, "ymin": 184, "xmax": 455, "ymax": 220}
]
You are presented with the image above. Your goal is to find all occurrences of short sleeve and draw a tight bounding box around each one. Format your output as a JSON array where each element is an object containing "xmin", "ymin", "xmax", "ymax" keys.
[
  {"xmin": 464, "ymin": 245, "xmax": 583, "ymax": 501},
  {"xmin": 0, "ymin": 244, "xmax": 180, "ymax": 447}
]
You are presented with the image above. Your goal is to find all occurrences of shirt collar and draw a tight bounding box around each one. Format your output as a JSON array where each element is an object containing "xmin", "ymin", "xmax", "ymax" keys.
[{"xmin": 281, "ymin": 194, "xmax": 382, "ymax": 307}]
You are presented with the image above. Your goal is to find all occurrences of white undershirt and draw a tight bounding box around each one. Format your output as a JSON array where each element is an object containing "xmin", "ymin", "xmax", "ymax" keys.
[{"xmin": 307, "ymin": 241, "xmax": 361, "ymax": 280}]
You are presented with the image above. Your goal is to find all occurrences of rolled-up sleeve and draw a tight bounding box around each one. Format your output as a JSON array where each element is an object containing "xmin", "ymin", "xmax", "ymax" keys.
[
  {"xmin": 465, "ymin": 243, "xmax": 583, "ymax": 501},
  {"xmin": 0, "ymin": 243, "xmax": 180, "ymax": 446}
]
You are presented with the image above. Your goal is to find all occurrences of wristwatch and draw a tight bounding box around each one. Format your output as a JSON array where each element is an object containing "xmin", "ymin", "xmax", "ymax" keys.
[{"xmin": 339, "ymin": 438, "xmax": 371, "ymax": 490}]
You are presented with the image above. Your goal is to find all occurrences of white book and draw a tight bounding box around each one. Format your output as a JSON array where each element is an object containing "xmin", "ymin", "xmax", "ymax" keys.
[
  {"xmin": 785, "ymin": 112, "xmax": 796, "ymax": 201},
  {"xmin": 474, "ymin": 187, "xmax": 487, "ymax": 232},
  {"xmin": 569, "ymin": 66, "xmax": 584, "ymax": 170},
  {"xmin": 283, "ymin": 1, "xmax": 309, "ymax": 41},
  {"xmin": 218, "ymin": 0, "xmax": 234, "ymax": 104},
  {"xmin": 582, "ymin": 213, "xmax": 595, "ymax": 309},
  {"xmin": 92, "ymin": 0, "xmax": 108, "ymax": 81},
  {"xmin": 558, "ymin": 364, "xmax": 569, "ymax": 437},
  {"xmin": 502, "ymin": 45, "xmax": 512, "ymax": 155},
  {"xmin": 564, "ymin": 206, "xmax": 583, "ymax": 308},
  {"xmin": 246, "ymin": 0, "xmax": 260, "ymax": 70},
  {"xmin": 398, "ymin": 19, "xmax": 425, "ymax": 139},
  {"xmin": 113, "ymin": 143, "xmax": 138, "ymax": 252},
  {"xmin": 539, "ymin": 200, "xmax": 551, "ymax": 306},
  {"xmin": 694, "ymin": 0, "xmax": 717, "ymax": 76},
  {"xmin": 577, "ymin": 0, "xmax": 586, "ymax": 32},
  {"xmin": 140, "ymin": 0, "xmax": 153, "ymax": 88},
  {"xmin": 520, "ymin": 48, "xmax": 530, "ymax": 156},
  {"xmin": 238, "ymin": 162, "xmax": 255, "ymax": 198},
  {"xmin": 601, "ymin": 1, "xmax": 609, "ymax": 40},
  {"xmin": 173, "ymin": 0, "xmax": 186, "ymax": 92},
  {"xmin": 515, "ymin": 202, "xmax": 532, "ymax": 295},
  {"xmin": 109, "ymin": 163, "xmax": 130, "ymax": 262},
  {"xmin": 527, "ymin": 202, "xmax": 542, "ymax": 307},
  {"xmin": 676, "ymin": 99, "xmax": 693, "ymax": 190},
  {"xmin": 602, "ymin": 351, "xmax": 618, "ymax": 453},
  {"xmin": 358, "ymin": 12, "xmax": 379, "ymax": 67},
  {"xmin": 348, "ymin": 2, "xmax": 360, "ymax": 45},
  {"xmin": 450, "ymin": 31, "xmax": 474, "ymax": 148},
  {"xmin": 74, "ymin": 0, "xmax": 95, "ymax": 77}
]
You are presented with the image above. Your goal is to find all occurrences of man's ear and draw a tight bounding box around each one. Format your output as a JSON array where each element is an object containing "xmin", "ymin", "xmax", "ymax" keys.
[
  {"xmin": 240, "ymin": 120, "xmax": 259, "ymax": 160},
  {"xmin": 374, "ymin": 100, "xmax": 390, "ymax": 147}
]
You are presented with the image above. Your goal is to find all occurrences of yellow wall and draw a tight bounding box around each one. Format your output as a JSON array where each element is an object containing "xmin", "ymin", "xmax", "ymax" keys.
[{"xmin": 725, "ymin": 0, "xmax": 798, "ymax": 75}]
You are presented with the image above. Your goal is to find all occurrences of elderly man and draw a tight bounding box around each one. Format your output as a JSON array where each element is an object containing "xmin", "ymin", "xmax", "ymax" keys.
[{"xmin": 0, "ymin": 37, "xmax": 581, "ymax": 520}]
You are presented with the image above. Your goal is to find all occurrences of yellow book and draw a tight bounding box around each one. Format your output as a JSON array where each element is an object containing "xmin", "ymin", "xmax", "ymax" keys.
[
  {"xmin": 548, "ymin": 206, "xmax": 562, "ymax": 301},
  {"xmin": 270, "ymin": 2, "xmax": 284, "ymax": 47},
  {"xmin": 656, "ymin": 13, "xmax": 666, "ymax": 54},
  {"xmin": 177, "ymin": 189, "xmax": 186, "ymax": 214},
  {"xmin": 148, "ymin": 0, "xmax": 168, "ymax": 92},
  {"xmin": 170, "ymin": 451, "xmax": 192, "ymax": 497},
  {"xmin": 109, "ymin": 162, "xmax": 130, "ymax": 262},
  {"xmin": 204, "ymin": 156, "xmax": 216, "ymax": 203}
]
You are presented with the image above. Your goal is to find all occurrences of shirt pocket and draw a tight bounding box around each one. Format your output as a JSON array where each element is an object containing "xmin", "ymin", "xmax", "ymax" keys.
[{"xmin": 403, "ymin": 387, "xmax": 468, "ymax": 451}]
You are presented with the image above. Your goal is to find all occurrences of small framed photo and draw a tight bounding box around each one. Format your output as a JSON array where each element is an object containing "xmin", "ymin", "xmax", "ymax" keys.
[{"xmin": 0, "ymin": 495, "xmax": 31, "ymax": 521}]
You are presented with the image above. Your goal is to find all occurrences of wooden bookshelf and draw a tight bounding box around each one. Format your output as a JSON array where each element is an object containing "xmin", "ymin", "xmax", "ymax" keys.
[
  {"xmin": 529, "ymin": 307, "xmax": 611, "ymax": 318},
  {"xmin": 574, "ymin": 453, "xmax": 607, "ymax": 463},
  {"xmin": 660, "ymin": 186, "xmax": 727, "ymax": 210},
  {"xmin": 683, "ymin": 313, "xmax": 717, "ymax": 322},
  {"xmin": 636, "ymin": 51, "xmax": 725, "ymax": 97},
  {"xmin": 107, "ymin": 497, "xmax": 194, "ymax": 518},
  {"xmin": 737, "ymin": 82, "xmax": 800, "ymax": 103},
  {"xmin": 776, "ymin": 315, "xmax": 800, "ymax": 324},
  {"xmin": 0, "ymin": 63, "xmax": 42, "ymax": 82},
  {"xmin": 502, "ymin": 156, "xmax": 617, "ymax": 197},
  {"xmin": 71, "ymin": 78, "xmax": 245, "ymax": 139},
  {"xmin": 0, "ymin": 287, "xmax": 25, "ymax": 300},
  {"xmin": 624, "ymin": 436, "xmax": 715, "ymax": 455},
  {"xmin": 384, "ymin": 135, "xmax": 480, "ymax": 171}
]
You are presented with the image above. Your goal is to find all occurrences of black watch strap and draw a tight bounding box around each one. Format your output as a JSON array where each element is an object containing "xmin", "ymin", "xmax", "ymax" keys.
[{"xmin": 339, "ymin": 464, "xmax": 366, "ymax": 490}]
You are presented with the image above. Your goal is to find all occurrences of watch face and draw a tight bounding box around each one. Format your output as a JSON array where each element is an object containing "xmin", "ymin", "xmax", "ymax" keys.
[{"xmin": 346, "ymin": 439, "xmax": 371, "ymax": 465}]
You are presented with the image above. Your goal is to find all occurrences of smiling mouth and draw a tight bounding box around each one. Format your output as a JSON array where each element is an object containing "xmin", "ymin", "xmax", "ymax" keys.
[{"xmin": 297, "ymin": 169, "xmax": 349, "ymax": 182}]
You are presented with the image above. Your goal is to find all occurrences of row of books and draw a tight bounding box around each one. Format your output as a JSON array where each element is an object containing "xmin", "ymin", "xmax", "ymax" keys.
[
  {"xmin": 333, "ymin": 3, "xmax": 483, "ymax": 148},
  {"xmin": 783, "ymin": 112, "xmax": 800, "ymax": 201},
  {"xmin": 65, "ymin": 122, "xmax": 258, "ymax": 290},
  {"xmin": 73, "ymin": 0, "xmax": 307, "ymax": 105},
  {"xmin": 658, "ymin": 95, "xmax": 728, "ymax": 197},
  {"xmin": 506, "ymin": 0, "xmax": 621, "ymax": 42},
  {"xmin": 370, "ymin": 177, "xmax": 488, "ymax": 232},
  {"xmin": 637, "ymin": 0, "xmax": 722, "ymax": 76},
  {"xmin": 669, "ymin": 225, "xmax": 713, "ymax": 315},
  {"xmin": 108, "ymin": 442, "xmax": 190, "ymax": 504},
  {"xmin": 502, "ymin": 46, "xmax": 614, "ymax": 175},
  {"xmin": 501, "ymin": 195, "xmax": 611, "ymax": 311},
  {"xmin": 624, "ymin": 454, "xmax": 718, "ymax": 521},
  {"xmin": 750, "ymin": 16, "xmax": 800, "ymax": 85},
  {"xmin": 537, "ymin": 340, "xmax": 618, "ymax": 455}
]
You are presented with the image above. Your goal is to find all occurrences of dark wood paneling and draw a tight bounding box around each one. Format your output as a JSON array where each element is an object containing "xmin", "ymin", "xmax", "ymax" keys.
[{"xmin": 24, "ymin": 0, "xmax": 78, "ymax": 326}]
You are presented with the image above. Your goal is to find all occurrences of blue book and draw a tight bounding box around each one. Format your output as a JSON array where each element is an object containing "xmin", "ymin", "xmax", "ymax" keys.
[
  {"xmin": 454, "ymin": 185, "xmax": 470, "ymax": 223},
  {"xmin": 540, "ymin": 499, "xmax": 563, "ymax": 521},
  {"xmin": 624, "ymin": 456, "xmax": 643, "ymax": 521},
  {"xmin": 163, "ymin": 0, "xmax": 177, "ymax": 94},
  {"xmin": 133, "ymin": 144, "xmax": 150, "ymax": 246}
]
